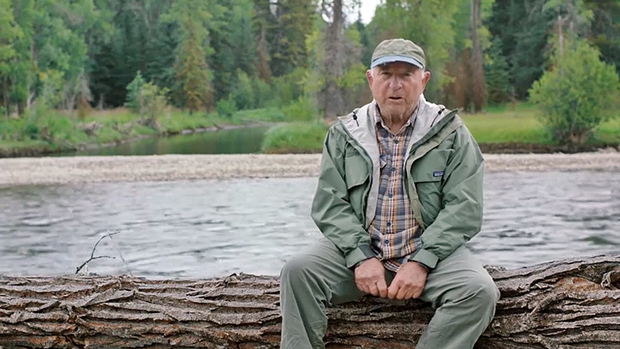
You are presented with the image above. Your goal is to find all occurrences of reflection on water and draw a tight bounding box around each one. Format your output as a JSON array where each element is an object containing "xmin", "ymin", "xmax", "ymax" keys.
[
  {"xmin": 52, "ymin": 126, "xmax": 270, "ymax": 157},
  {"xmin": 0, "ymin": 171, "xmax": 618, "ymax": 278}
]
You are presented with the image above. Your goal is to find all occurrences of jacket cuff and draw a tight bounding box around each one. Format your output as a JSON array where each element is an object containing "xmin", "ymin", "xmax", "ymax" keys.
[
  {"xmin": 409, "ymin": 248, "xmax": 439, "ymax": 270},
  {"xmin": 344, "ymin": 245, "xmax": 375, "ymax": 269}
]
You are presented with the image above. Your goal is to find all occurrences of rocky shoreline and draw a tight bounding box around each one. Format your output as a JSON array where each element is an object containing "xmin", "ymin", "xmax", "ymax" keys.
[{"xmin": 1, "ymin": 152, "xmax": 619, "ymax": 186}]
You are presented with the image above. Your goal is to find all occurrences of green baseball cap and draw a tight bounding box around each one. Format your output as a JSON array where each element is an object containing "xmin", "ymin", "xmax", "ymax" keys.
[{"xmin": 370, "ymin": 38, "xmax": 425, "ymax": 70}]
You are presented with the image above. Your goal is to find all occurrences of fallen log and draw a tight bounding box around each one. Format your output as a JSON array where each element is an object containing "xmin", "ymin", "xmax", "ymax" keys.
[{"xmin": 0, "ymin": 254, "xmax": 618, "ymax": 349}]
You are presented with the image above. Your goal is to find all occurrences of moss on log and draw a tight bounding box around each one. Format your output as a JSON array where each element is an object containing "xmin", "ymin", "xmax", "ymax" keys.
[{"xmin": 0, "ymin": 254, "xmax": 619, "ymax": 348}]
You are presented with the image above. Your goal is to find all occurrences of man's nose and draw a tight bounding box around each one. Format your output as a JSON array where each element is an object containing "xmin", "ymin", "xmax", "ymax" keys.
[{"xmin": 389, "ymin": 77, "xmax": 402, "ymax": 89}]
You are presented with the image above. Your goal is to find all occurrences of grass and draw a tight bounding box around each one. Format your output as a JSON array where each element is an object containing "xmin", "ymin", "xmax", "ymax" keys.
[
  {"xmin": 464, "ymin": 103, "xmax": 620, "ymax": 145},
  {"xmin": 594, "ymin": 117, "xmax": 620, "ymax": 145},
  {"xmin": 261, "ymin": 103, "xmax": 620, "ymax": 153},
  {"xmin": 461, "ymin": 104, "xmax": 554, "ymax": 144}
]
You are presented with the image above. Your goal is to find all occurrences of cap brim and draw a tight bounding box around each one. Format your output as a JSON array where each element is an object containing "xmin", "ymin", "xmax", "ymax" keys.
[{"xmin": 370, "ymin": 55, "xmax": 424, "ymax": 69}]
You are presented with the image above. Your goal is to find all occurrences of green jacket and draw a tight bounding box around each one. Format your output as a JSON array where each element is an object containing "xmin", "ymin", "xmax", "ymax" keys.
[{"xmin": 311, "ymin": 96, "xmax": 484, "ymax": 270}]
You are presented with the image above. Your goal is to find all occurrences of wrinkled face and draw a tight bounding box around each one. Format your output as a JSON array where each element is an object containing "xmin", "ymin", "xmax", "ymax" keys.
[{"xmin": 366, "ymin": 62, "xmax": 431, "ymax": 120}]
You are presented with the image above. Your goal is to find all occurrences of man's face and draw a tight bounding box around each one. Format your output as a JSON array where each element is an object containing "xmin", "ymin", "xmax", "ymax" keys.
[{"xmin": 366, "ymin": 62, "xmax": 431, "ymax": 119}]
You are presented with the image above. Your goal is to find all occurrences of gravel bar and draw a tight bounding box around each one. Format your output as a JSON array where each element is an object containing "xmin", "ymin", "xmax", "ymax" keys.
[{"xmin": 0, "ymin": 152, "xmax": 619, "ymax": 186}]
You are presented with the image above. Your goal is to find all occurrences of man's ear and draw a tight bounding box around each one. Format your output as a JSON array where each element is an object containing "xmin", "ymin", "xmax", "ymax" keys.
[
  {"xmin": 422, "ymin": 70, "xmax": 431, "ymax": 87},
  {"xmin": 366, "ymin": 69, "xmax": 373, "ymax": 88}
]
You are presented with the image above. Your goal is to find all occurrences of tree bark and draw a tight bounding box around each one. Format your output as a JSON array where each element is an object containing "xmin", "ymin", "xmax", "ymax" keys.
[
  {"xmin": 320, "ymin": 0, "xmax": 346, "ymax": 121},
  {"xmin": 469, "ymin": 0, "xmax": 487, "ymax": 112},
  {"xmin": 1, "ymin": 254, "xmax": 619, "ymax": 348}
]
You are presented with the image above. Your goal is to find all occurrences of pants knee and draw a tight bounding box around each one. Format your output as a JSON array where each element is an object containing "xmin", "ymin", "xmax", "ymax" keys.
[
  {"xmin": 470, "ymin": 276, "xmax": 500, "ymax": 312},
  {"xmin": 280, "ymin": 254, "xmax": 313, "ymax": 285}
]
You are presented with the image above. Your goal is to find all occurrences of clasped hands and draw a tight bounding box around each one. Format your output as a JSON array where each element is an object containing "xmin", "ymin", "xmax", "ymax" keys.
[{"xmin": 354, "ymin": 257, "xmax": 427, "ymax": 300}]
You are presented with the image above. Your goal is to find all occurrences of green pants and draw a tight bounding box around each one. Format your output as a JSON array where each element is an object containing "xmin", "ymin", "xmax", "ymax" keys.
[{"xmin": 280, "ymin": 238, "xmax": 499, "ymax": 349}]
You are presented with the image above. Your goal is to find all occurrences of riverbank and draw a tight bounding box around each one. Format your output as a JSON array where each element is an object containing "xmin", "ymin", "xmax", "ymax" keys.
[
  {"xmin": 1, "ymin": 152, "xmax": 619, "ymax": 186},
  {"xmin": 0, "ymin": 108, "xmax": 287, "ymax": 158}
]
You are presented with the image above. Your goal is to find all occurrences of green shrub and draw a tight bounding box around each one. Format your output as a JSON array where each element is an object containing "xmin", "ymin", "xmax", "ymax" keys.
[
  {"xmin": 269, "ymin": 68, "xmax": 307, "ymax": 107},
  {"xmin": 280, "ymin": 97, "xmax": 317, "ymax": 122},
  {"xmin": 261, "ymin": 121, "xmax": 328, "ymax": 153},
  {"xmin": 232, "ymin": 70, "xmax": 256, "ymax": 110},
  {"xmin": 23, "ymin": 123, "xmax": 40, "ymax": 140},
  {"xmin": 529, "ymin": 40, "xmax": 620, "ymax": 145},
  {"xmin": 126, "ymin": 71, "xmax": 169, "ymax": 121},
  {"xmin": 252, "ymin": 77, "xmax": 272, "ymax": 109},
  {"xmin": 216, "ymin": 96, "xmax": 238, "ymax": 118}
]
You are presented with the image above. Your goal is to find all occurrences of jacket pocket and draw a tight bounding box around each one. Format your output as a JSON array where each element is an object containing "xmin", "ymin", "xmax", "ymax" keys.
[
  {"xmin": 344, "ymin": 146, "xmax": 369, "ymax": 189},
  {"xmin": 344, "ymin": 146, "xmax": 369, "ymax": 222},
  {"xmin": 411, "ymin": 149, "xmax": 449, "ymax": 223}
]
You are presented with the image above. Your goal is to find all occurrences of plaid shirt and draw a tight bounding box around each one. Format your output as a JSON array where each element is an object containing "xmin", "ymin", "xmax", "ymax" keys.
[{"xmin": 368, "ymin": 105, "xmax": 422, "ymax": 272}]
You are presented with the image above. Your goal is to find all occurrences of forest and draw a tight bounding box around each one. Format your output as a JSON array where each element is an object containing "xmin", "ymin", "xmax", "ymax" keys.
[{"xmin": 0, "ymin": 0, "xmax": 619, "ymax": 152}]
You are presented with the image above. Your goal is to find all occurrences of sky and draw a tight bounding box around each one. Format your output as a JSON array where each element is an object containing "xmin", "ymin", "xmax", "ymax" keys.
[{"xmin": 358, "ymin": 0, "xmax": 381, "ymax": 24}]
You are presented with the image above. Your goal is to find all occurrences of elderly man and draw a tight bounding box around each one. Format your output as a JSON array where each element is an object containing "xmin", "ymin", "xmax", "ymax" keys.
[{"xmin": 279, "ymin": 38, "xmax": 499, "ymax": 349}]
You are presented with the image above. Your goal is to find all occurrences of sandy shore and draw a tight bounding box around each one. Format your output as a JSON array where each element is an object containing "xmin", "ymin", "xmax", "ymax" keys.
[{"xmin": 0, "ymin": 152, "xmax": 619, "ymax": 186}]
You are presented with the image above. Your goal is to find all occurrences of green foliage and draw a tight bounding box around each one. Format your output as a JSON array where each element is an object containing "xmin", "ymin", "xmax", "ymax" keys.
[
  {"xmin": 166, "ymin": 0, "xmax": 217, "ymax": 112},
  {"xmin": 209, "ymin": 0, "xmax": 256, "ymax": 102},
  {"xmin": 125, "ymin": 71, "xmax": 169, "ymax": 120},
  {"xmin": 543, "ymin": 0, "xmax": 593, "ymax": 39},
  {"xmin": 261, "ymin": 121, "xmax": 328, "ymax": 153},
  {"xmin": 0, "ymin": 0, "xmax": 21, "ymax": 77},
  {"xmin": 232, "ymin": 70, "xmax": 256, "ymax": 110},
  {"xmin": 269, "ymin": 67, "xmax": 307, "ymax": 107},
  {"xmin": 529, "ymin": 40, "xmax": 620, "ymax": 145},
  {"xmin": 488, "ymin": 0, "xmax": 553, "ymax": 99},
  {"xmin": 585, "ymin": 0, "xmax": 620, "ymax": 73},
  {"xmin": 280, "ymin": 97, "xmax": 317, "ymax": 122},
  {"xmin": 485, "ymin": 37, "xmax": 511, "ymax": 104},
  {"xmin": 125, "ymin": 71, "xmax": 147, "ymax": 115},
  {"xmin": 23, "ymin": 123, "xmax": 39, "ymax": 140},
  {"xmin": 265, "ymin": 0, "xmax": 316, "ymax": 77},
  {"xmin": 372, "ymin": 0, "xmax": 462, "ymax": 99},
  {"xmin": 216, "ymin": 95, "xmax": 238, "ymax": 118}
]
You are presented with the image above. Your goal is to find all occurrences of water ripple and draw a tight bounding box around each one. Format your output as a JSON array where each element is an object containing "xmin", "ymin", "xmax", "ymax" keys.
[{"xmin": 0, "ymin": 172, "xmax": 618, "ymax": 278}]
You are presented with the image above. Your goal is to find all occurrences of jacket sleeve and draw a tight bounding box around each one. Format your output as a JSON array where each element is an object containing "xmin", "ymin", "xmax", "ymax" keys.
[
  {"xmin": 410, "ymin": 126, "xmax": 484, "ymax": 269},
  {"xmin": 311, "ymin": 127, "xmax": 375, "ymax": 268}
]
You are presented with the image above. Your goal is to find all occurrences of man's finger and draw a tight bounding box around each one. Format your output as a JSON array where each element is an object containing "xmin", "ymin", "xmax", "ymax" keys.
[
  {"xmin": 369, "ymin": 283, "xmax": 380, "ymax": 297},
  {"xmin": 387, "ymin": 283, "xmax": 399, "ymax": 299},
  {"xmin": 356, "ymin": 282, "xmax": 368, "ymax": 294},
  {"xmin": 395, "ymin": 285, "xmax": 409, "ymax": 300},
  {"xmin": 376, "ymin": 279, "xmax": 388, "ymax": 298}
]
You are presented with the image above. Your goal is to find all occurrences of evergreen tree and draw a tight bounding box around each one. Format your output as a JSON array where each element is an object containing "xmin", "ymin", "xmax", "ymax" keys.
[
  {"xmin": 484, "ymin": 37, "xmax": 510, "ymax": 104},
  {"xmin": 584, "ymin": 0, "xmax": 620, "ymax": 72},
  {"xmin": 167, "ymin": 0, "xmax": 216, "ymax": 112},
  {"xmin": 210, "ymin": 0, "xmax": 256, "ymax": 103},
  {"xmin": 252, "ymin": 0, "xmax": 274, "ymax": 82},
  {"xmin": 488, "ymin": 0, "xmax": 553, "ymax": 99},
  {"xmin": 269, "ymin": 0, "xmax": 315, "ymax": 77}
]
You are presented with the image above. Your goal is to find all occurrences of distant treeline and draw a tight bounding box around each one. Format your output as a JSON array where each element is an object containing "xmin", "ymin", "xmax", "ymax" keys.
[{"xmin": 0, "ymin": 0, "xmax": 619, "ymax": 119}]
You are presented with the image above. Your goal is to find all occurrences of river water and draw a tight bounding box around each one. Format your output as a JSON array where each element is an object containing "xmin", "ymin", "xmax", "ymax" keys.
[
  {"xmin": 0, "ymin": 171, "xmax": 618, "ymax": 278},
  {"xmin": 54, "ymin": 126, "xmax": 271, "ymax": 157}
]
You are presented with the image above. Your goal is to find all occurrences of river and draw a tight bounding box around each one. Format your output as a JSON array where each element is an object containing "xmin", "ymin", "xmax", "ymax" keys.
[
  {"xmin": 0, "ymin": 170, "xmax": 618, "ymax": 278},
  {"xmin": 54, "ymin": 126, "xmax": 271, "ymax": 157}
]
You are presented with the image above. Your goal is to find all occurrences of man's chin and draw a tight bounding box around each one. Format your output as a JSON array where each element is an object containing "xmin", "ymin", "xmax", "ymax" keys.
[{"xmin": 381, "ymin": 107, "xmax": 408, "ymax": 119}]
